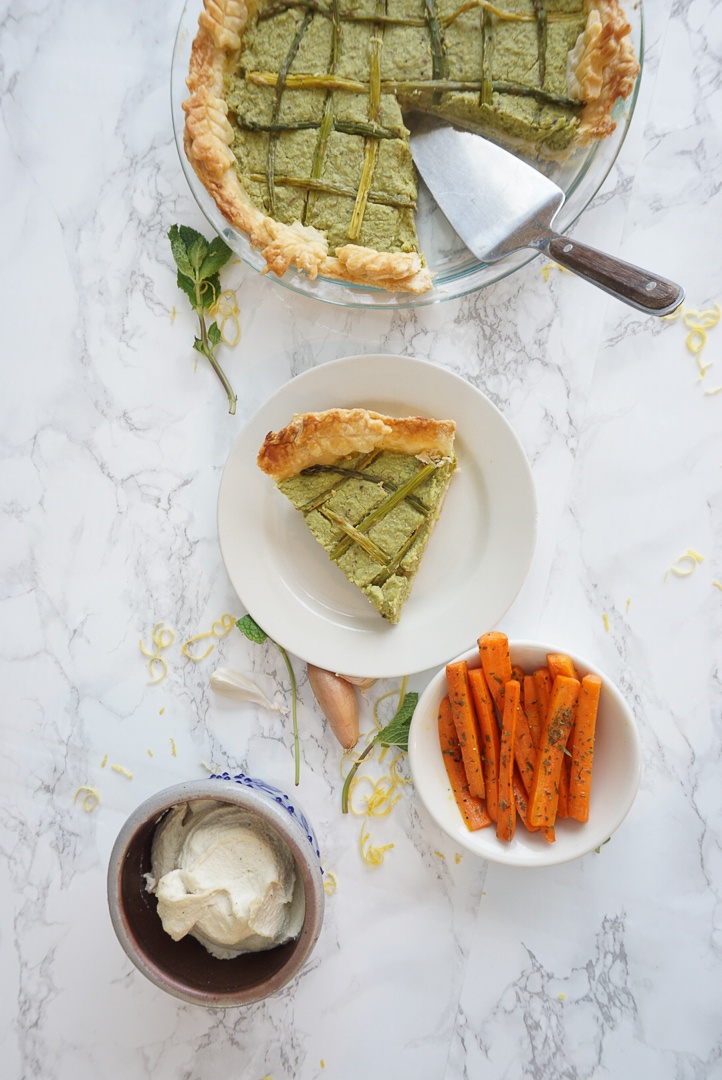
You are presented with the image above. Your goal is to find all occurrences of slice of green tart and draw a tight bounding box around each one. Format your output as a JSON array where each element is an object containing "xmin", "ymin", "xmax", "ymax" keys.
[{"xmin": 257, "ymin": 408, "xmax": 456, "ymax": 622}]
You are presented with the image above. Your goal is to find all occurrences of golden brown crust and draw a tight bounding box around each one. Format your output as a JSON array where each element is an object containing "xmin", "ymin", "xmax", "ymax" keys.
[
  {"xmin": 570, "ymin": 0, "xmax": 640, "ymax": 143},
  {"xmin": 257, "ymin": 409, "xmax": 456, "ymax": 481}
]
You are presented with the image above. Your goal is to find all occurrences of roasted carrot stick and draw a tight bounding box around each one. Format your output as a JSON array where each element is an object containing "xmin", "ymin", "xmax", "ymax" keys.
[
  {"xmin": 468, "ymin": 667, "xmax": 500, "ymax": 822},
  {"xmin": 528, "ymin": 675, "xmax": 580, "ymax": 828},
  {"xmin": 446, "ymin": 661, "xmax": 485, "ymax": 800},
  {"xmin": 496, "ymin": 680, "xmax": 520, "ymax": 842},
  {"xmin": 533, "ymin": 667, "xmax": 551, "ymax": 728},
  {"xmin": 438, "ymin": 696, "xmax": 491, "ymax": 831},
  {"xmin": 547, "ymin": 652, "xmax": 578, "ymax": 681},
  {"xmin": 513, "ymin": 767, "xmax": 557, "ymax": 841},
  {"xmin": 556, "ymin": 755, "xmax": 571, "ymax": 818},
  {"xmin": 548, "ymin": 655, "xmax": 579, "ymax": 817},
  {"xmin": 568, "ymin": 674, "xmax": 602, "ymax": 822},
  {"xmin": 533, "ymin": 667, "xmax": 564, "ymax": 817},
  {"xmin": 522, "ymin": 674, "xmax": 542, "ymax": 749},
  {"xmin": 512, "ymin": 697, "xmax": 537, "ymax": 796},
  {"xmin": 513, "ymin": 766, "xmax": 539, "ymax": 832},
  {"xmin": 478, "ymin": 631, "xmax": 513, "ymax": 717}
]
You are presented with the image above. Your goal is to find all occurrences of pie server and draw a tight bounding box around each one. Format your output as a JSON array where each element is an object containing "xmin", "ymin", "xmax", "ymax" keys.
[{"xmin": 408, "ymin": 116, "xmax": 684, "ymax": 316}]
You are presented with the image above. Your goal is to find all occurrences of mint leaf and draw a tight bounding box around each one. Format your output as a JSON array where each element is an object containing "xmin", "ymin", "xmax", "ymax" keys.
[
  {"xmin": 199, "ymin": 236, "xmax": 233, "ymax": 279},
  {"xmin": 375, "ymin": 692, "xmax": 418, "ymax": 752},
  {"xmin": 178, "ymin": 224, "xmax": 205, "ymax": 251},
  {"xmin": 236, "ymin": 615, "xmax": 268, "ymax": 645},
  {"xmin": 168, "ymin": 225, "xmax": 194, "ymax": 277},
  {"xmin": 342, "ymin": 687, "xmax": 417, "ymax": 813},
  {"xmin": 169, "ymin": 223, "xmax": 238, "ymax": 415},
  {"xmin": 187, "ymin": 235, "xmax": 208, "ymax": 273},
  {"xmin": 176, "ymin": 269, "xmax": 197, "ymax": 306}
]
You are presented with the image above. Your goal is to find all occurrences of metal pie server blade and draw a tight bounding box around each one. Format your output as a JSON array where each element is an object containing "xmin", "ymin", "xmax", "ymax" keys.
[{"xmin": 409, "ymin": 116, "xmax": 684, "ymax": 316}]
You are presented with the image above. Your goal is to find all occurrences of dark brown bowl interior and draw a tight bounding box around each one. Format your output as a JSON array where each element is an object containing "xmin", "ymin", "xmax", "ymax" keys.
[{"xmin": 119, "ymin": 808, "xmax": 306, "ymax": 997}]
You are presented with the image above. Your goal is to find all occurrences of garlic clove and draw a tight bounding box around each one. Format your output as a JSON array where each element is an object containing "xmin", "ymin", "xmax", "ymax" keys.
[
  {"xmin": 210, "ymin": 667, "xmax": 289, "ymax": 713},
  {"xmin": 336, "ymin": 674, "xmax": 377, "ymax": 690}
]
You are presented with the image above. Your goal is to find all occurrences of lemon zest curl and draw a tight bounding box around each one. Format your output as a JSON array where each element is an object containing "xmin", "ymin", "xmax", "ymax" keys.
[
  {"xmin": 208, "ymin": 288, "xmax": 241, "ymax": 347},
  {"xmin": 74, "ymin": 786, "xmax": 100, "ymax": 812},
  {"xmin": 111, "ymin": 764, "xmax": 133, "ymax": 779},
  {"xmin": 139, "ymin": 622, "xmax": 176, "ymax": 684},
  {"xmin": 359, "ymin": 824, "xmax": 394, "ymax": 866},
  {"xmin": 665, "ymin": 548, "xmax": 704, "ymax": 580},
  {"xmin": 323, "ymin": 871, "xmax": 338, "ymax": 895},
  {"xmin": 181, "ymin": 613, "xmax": 236, "ymax": 662}
]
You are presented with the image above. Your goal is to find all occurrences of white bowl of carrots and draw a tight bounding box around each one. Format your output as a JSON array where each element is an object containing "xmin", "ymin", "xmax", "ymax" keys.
[{"xmin": 408, "ymin": 633, "xmax": 642, "ymax": 867}]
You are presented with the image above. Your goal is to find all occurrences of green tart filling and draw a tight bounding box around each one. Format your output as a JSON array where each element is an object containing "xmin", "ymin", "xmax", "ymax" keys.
[
  {"xmin": 278, "ymin": 449, "xmax": 456, "ymax": 622},
  {"xmin": 224, "ymin": 0, "xmax": 588, "ymax": 254}
]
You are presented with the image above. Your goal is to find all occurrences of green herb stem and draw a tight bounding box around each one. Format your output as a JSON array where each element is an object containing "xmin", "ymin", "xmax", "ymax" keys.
[
  {"xmin": 195, "ymin": 303, "xmax": 237, "ymax": 416},
  {"xmin": 424, "ymin": 0, "xmax": 449, "ymax": 100},
  {"xmin": 342, "ymin": 742, "xmax": 374, "ymax": 813},
  {"xmin": 533, "ymin": 0, "xmax": 548, "ymax": 86},
  {"xmin": 249, "ymin": 171, "xmax": 415, "ymax": 209},
  {"xmin": 248, "ymin": 71, "xmax": 584, "ymax": 109},
  {"xmin": 267, "ymin": 10, "xmax": 314, "ymax": 216},
  {"xmin": 329, "ymin": 462, "xmax": 437, "ymax": 562},
  {"xmin": 258, "ymin": 0, "xmax": 579, "ymax": 29},
  {"xmin": 480, "ymin": 8, "xmax": 493, "ymax": 106},
  {"xmin": 168, "ymin": 225, "xmax": 237, "ymax": 415},
  {"xmin": 341, "ymin": 690, "xmax": 418, "ymax": 812}
]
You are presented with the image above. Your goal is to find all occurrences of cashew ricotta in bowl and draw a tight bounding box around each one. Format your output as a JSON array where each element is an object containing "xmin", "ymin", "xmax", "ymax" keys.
[{"xmin": 145, "ymin": 799, "xmax": 306, "ymax": 958}]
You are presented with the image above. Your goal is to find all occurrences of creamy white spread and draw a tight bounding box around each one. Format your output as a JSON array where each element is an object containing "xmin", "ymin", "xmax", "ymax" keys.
[{"xmin": 144, "ymin": 799, "xmax": 305, "ymax": 959}]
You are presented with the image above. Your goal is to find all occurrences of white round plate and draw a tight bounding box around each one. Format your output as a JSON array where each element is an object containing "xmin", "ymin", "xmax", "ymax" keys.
[
  {"xmin": 217, "ymin": 354, "xmax": 536, "ymax": 677},
  {"xmin": 408, "ymin": 643, "xmax": 642, "ymax": 866}
]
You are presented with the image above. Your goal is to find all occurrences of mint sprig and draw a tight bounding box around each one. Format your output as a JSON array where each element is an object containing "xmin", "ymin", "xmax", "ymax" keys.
[
  {"xmin": 341, "ymin": 692, "xmax": 418, "ymax": 814},
  {"xmin": 168, "ymin": 225, "xmax": 237, "ymax": 415},
  {"xmin": 236, "ymin": 616, "xmax": 300, "ymax": 785}
]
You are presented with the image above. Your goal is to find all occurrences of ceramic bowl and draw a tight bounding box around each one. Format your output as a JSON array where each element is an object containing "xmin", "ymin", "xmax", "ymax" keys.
[
  {"xmin": 107, "ymin": 775, "xmax": 325, "ymax": 1006},
  {"xmin": 408, "ymin": 641, "xmax": 642, "ymax": 867}
]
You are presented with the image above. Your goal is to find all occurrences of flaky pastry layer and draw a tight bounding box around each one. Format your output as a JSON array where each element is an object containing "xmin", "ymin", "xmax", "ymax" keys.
[
  {"xmin": 257, "ymin": 409, "xmax": 456, "ymax": 481},
  {"xmin": 571, "ymin": 0, "xmax": 640, "ymax": 143}
]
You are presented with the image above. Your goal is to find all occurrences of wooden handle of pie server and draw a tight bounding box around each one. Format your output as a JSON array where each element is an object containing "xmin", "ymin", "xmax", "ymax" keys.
[{"xmin": 546, "ymin": 234, "xmax": 684, "ymax": 317}]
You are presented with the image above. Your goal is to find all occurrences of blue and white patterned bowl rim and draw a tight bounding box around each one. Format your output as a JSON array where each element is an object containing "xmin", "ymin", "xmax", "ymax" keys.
[{"xmin": 211, "ymin": 771, "xmax": 322, "ymax": 870}]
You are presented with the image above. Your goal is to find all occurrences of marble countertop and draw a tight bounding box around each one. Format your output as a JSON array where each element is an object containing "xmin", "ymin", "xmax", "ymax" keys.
[{"xmin": 2, "ymin": 0, "xmax": 721, "ymax": 1077}]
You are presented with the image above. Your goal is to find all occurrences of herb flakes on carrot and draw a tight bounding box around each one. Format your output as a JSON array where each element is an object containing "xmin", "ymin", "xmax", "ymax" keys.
[
  {"xmin": 438, "ymin": 696, "xmax": 491, "ymax": 832},
  {"xmin": 468, "ymin": 667, "xmax": 500, "ymax": 822},
  {"xmin": 446, "ymin": 661, "xmax": 485, "ymax": 800},
  {"xmin": 496, "ymin": 680, "xmax": 520, "ymax": 843},
  {"xmin": 478, "ymin": 631, "xmax": 512, "ymax": 718},
  {"xmin": 568, "ymin": 674, "xmax": 602, "ymax": 822},
  {"xmin": 528, "ymin": 675, "xmax": 580, "ymax": 829},
  {"xmin": 522, "ymin": 674, "xmax": 542, "ymax": 750}
]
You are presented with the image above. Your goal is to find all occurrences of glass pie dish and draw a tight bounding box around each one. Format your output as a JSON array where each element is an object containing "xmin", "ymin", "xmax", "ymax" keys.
[{"xmin": 170, "ymin": 1, "xmax": 643, "ymax": 309}]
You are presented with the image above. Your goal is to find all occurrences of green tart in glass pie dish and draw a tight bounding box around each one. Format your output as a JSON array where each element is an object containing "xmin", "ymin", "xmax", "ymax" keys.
[{"xmin": 177, "ymin": 0, "xmax": 640, "ymax": 299}]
